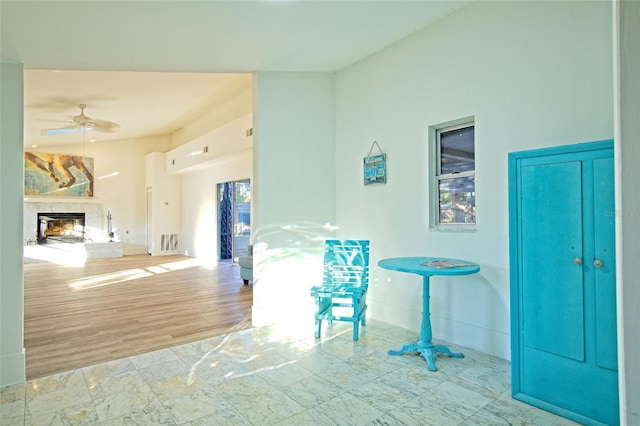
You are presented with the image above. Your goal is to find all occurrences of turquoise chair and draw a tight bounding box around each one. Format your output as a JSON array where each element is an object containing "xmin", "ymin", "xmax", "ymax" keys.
[{"xmin": 310, "ymin": 239, "xmax": 370, "ymax": 341}]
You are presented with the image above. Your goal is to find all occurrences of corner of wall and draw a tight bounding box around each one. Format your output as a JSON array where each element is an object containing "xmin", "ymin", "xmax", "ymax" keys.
[{"xmin": 0, "ymin": 62, "xmax": 26, "ymax": 387}]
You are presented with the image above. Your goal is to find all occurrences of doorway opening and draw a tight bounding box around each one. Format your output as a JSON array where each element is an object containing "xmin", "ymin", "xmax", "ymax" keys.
[{"xmin": 218, "ymin": 179, "xmax": 251, "ymax": 261}]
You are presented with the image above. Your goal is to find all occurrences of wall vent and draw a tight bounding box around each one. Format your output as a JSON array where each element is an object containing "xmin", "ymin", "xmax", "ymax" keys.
[{"xmin": 160, "ymin": 233, "xmax": 178, "ymax": 251}]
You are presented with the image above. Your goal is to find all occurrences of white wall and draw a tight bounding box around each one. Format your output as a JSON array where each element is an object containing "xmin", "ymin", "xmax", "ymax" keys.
[
  {"xmin": 334, "ymin": 1, "xmax": 613, "ymax": 359},
  {"xmin": 252, "ymin": 72, "xmax": 336, "ymax": 229},
  {"xmin": 616, "ymin": 0, "xmax": 640, "ymax": 422},
  {"xmin": 0, "ymin": 62, "xmax": 26, "ymax": 386},
  {"xmin": 180, "ymin": 150, "xmax": 252, "ymax": 260},
  {"xmin": 251, "ymin": 72, "xmax": 336, "ymax": 329},
  {"xmin": 146, "ymin": 152, "xmax": 181, "ymax": 256},
  {"xmin": 101, "ymin": 136, "xmax": 172, "ymax": 246}
]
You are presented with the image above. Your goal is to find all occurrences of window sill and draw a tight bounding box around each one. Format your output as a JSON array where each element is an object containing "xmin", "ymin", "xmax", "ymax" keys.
[{"xmin": 429, "ymin": 225, "xmax": 476, "ymax": 233}]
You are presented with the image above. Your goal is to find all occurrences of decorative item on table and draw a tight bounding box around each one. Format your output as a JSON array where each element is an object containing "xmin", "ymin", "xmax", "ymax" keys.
[{"xmin": 420, "ymin": 260, "xmax": 475, "ymax": 268}]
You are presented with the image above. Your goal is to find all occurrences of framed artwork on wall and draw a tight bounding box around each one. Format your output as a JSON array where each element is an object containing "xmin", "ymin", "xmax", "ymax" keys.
[{"xmin": 25, "ymin": 152, "xmax": 94, "ymax": 197}]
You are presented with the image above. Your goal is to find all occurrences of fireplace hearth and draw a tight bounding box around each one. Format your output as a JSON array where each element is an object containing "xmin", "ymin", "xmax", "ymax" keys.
[{"xmin": 37, "ymin": 212, "xmax": 86, "ymax": 244}]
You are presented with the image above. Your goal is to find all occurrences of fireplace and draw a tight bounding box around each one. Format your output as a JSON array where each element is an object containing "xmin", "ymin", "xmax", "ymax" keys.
[{"xmin": 37, "ymin": 212, "xmax": 86, "ymax": 244}]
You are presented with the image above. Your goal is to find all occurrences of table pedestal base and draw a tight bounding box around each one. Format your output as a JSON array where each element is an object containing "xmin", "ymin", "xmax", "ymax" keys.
[
  {"xmin": 377, "ymin": 258, "xmax": 479, "ymax": 372},
  {"xmin": 388, "ymin": 341, "xmax": 464, "ymax": 371}
]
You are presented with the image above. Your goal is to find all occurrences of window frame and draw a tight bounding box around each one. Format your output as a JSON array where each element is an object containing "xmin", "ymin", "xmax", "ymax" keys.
[{"xmin": 429, "ymin": 117, "xmax": 476, "ymax": 232}]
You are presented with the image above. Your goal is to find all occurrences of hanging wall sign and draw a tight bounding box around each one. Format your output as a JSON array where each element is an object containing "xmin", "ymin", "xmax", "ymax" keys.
[{"xmin": 363, "ymin": 141, "xmax": 386, "ymax": 185}]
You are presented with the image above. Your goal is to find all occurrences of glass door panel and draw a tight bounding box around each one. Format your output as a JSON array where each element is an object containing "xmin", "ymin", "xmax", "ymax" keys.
[
  {"xmin": 218, "ymin": 179, "xmax": 251, "ymax": 261},
  {"xmin": 233, "ymin": 179, "xmax": 251, "ymax": 260}
]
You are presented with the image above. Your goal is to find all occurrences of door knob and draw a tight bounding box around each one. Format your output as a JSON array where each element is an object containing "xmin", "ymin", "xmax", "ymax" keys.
[
  {"xmin": 594, "ymin": 259, "xmax": 603, "ymax": 268},
  {"xmin": 574, "ymin": 258, "xmax": 582, "ymax": 265}
]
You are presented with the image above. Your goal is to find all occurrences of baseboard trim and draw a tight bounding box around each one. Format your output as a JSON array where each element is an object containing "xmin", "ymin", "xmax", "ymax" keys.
[{"xmin": 0, "ymin": 349, "xmax": 26, "ymax": 387}]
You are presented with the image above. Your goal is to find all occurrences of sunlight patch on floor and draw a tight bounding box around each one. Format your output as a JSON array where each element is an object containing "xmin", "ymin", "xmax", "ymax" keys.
[
  {"xmin": 68, "ymin": 268, "xmax": 154, "ymax": 290},
  {"xmin": 158, "ymin": 257, "xmax": 203, "ymax": 271},
  {"xmin": 23, "ymin": 243, "xmax": 87, "ymax": 266},
  {"xmin": 66, "ymin": 257, "xmax": 208, "ymax": 290},
  {"xmin": 24, "ymin": 245, "xmax": 212, "ymax": 290}
]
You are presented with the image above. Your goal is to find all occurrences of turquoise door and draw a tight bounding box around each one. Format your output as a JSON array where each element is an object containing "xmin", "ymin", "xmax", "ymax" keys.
[{"xmin": 509, "ymin": 141, "xmax": 618, "ymax": 426}]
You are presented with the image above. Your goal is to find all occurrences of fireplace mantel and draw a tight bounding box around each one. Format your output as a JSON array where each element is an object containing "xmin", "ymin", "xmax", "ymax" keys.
[{"xmin": 24, "ymin": 197, "xmax": 103, "ymax": 204}]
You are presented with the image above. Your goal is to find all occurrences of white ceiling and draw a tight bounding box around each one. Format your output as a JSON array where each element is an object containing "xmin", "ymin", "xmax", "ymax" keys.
[{"xmin": 1, "ymin": 1, "xmax": 470, "ymax": 148}]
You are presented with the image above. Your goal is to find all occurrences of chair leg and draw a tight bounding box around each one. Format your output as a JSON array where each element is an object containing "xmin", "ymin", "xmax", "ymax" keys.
[
  {"xmin": 352, "ymin": 297, "xmax": 360, "ymax": 341},
  {"xmin": 323, "ymin": 298, "xmax": 332, "ymax": 323},
  {"xmin": 359, "ymin": 295, "xmax": 367, "ymax": 329},
  {"xmin": 354, "ymin": 312, "xmax": 367, "ymax": 341},
  {"xmin": 314, "ymin": 296, "xmax": 327, "ymax": 339}
]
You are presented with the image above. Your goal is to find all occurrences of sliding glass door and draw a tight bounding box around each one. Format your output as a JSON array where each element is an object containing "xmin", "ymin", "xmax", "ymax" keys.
[{"xmin": 217, "ymin": 179, "xmax": 251, "ymax": 261}]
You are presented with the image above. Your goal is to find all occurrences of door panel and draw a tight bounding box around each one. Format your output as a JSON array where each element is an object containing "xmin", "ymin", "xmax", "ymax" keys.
[
  {"xmin": 218, "ymin": 182, "xmax": 233, "ymax": 260},
  {"xmin": 218, "ymin": 179, "xmax": 251, "ymax": 261},
  {"xmin": 521, "ymin": 162, "xmax": 584, "ymax": 361},
  {"xmin": 593, "ymin": 157, "xmax": 617, "ymax": 371},
  {"xmin": 232, "ymin": 179, "xmax": 251, "ymax": 260}
]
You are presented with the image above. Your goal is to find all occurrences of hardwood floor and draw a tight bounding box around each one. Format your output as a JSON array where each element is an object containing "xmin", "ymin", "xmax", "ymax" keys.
[{"xmin": 24, "ymin": 253, "xmax": 252, "ymax": 379}]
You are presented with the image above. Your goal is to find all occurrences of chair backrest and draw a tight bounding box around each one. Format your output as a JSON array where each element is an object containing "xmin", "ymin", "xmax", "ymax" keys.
[{"xmin": 322, "ymin": 240, "xmax": 370, "ymax": 288}]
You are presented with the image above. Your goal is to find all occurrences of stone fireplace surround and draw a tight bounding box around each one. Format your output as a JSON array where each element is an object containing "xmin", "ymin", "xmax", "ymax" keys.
[{"xmin": 23, "ymin": 199, "xmax": 106, "ymax": 245}]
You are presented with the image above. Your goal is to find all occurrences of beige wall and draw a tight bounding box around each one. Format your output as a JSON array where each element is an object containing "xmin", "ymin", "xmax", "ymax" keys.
[{"xmin": 171, "ymin": 88, "xmax": 252, "ymax": 149}]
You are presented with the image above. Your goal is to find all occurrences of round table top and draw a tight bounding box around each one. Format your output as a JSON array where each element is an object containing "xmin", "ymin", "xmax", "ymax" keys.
[{"xmin": 378, "ymin": 257, "xmax": 480, "ymax": 277}]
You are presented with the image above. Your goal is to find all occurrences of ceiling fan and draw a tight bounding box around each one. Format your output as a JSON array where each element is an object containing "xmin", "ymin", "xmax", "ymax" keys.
[{"xmin": 40, "ymin": 104, "xmax": 119, "ymax": 136}]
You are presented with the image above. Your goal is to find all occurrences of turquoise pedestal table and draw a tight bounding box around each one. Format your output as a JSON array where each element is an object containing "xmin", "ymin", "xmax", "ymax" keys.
[{"xmin": 378, "ymin": 257, "xmax": 480, "ymax": 371}]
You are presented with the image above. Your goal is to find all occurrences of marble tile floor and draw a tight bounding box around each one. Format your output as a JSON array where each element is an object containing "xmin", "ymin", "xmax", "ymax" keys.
[{"xmin": 1, "ymin": 320, "xmax": 579, "ymax": 425}]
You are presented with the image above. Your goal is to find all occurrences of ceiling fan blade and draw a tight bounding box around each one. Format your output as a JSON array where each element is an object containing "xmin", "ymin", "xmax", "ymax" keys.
[
  {"xmin": 38, "ymin": 119, "xmax": 76, "ymax": 124},
  {"xmin": 40, "ymin": 126, "xmax": 94, "ymax": 136},
  {"xmin": 91, "ymin": 120, "xmax": 119, "ymax": 133}
]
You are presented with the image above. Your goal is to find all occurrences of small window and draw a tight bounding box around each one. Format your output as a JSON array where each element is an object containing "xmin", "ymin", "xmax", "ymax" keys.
[{"xmin": 430, "ymin": 119, "xmax": 476, "ymax": 230}]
